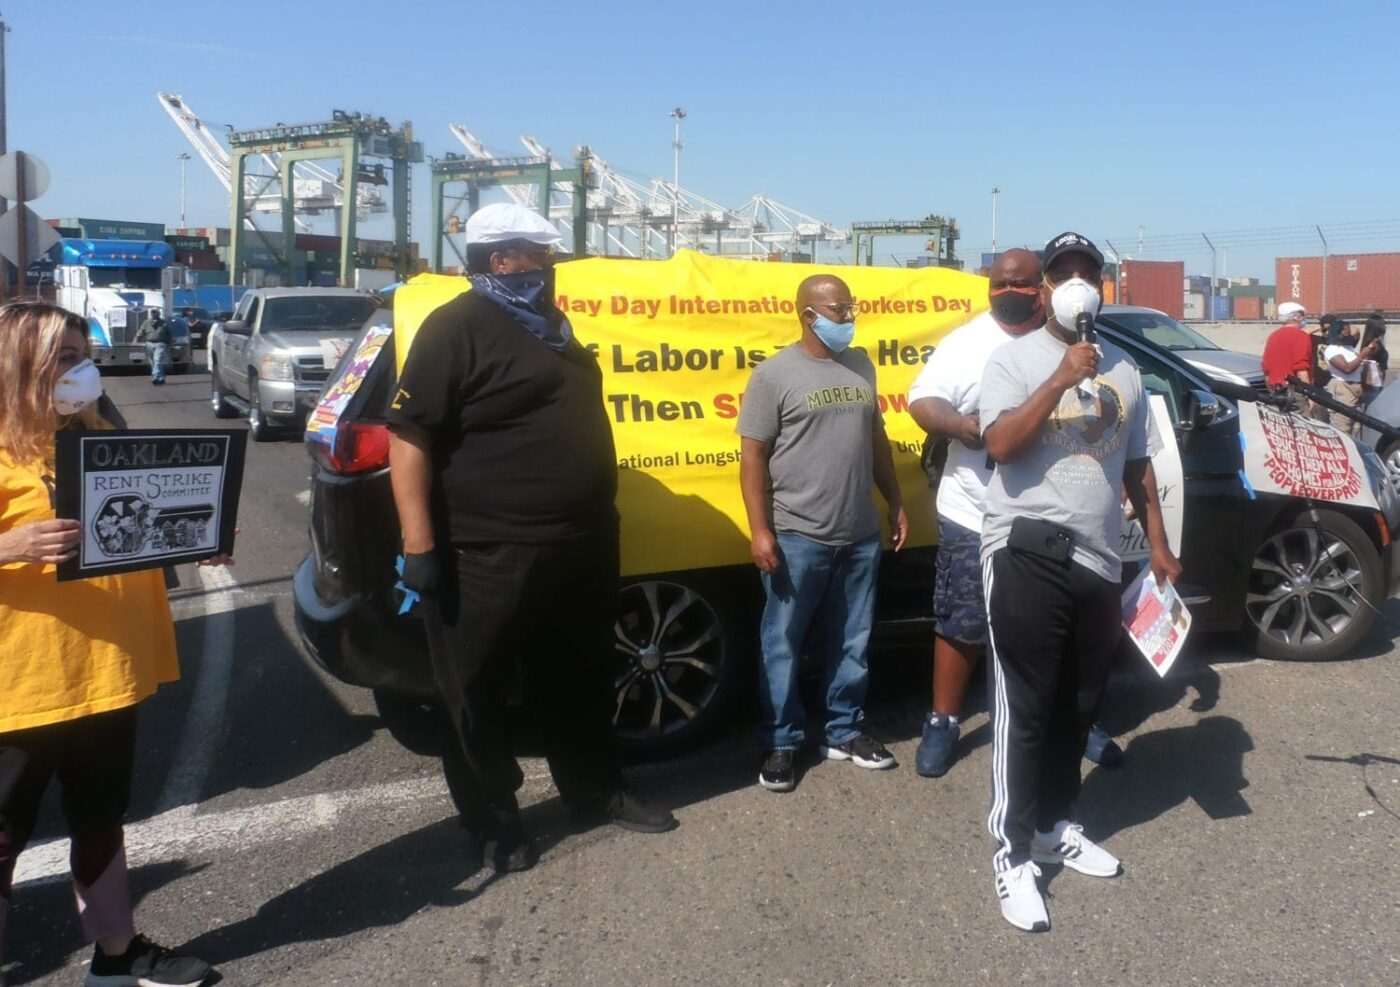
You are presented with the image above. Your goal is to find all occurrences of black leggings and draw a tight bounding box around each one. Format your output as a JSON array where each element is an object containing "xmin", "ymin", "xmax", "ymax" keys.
[{"xmin": 0, "ymin": 705, "xmax": 137, "ymax": 898}]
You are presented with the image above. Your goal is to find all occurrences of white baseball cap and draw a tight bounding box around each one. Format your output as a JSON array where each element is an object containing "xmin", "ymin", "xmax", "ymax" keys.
[
  {"xmin": 465, "ymin": 203, "xmax": 562, "ymax": 247},
  {"xmin": 1278, "ymin": 301, "xmax": 1305, "ymax": 320}
]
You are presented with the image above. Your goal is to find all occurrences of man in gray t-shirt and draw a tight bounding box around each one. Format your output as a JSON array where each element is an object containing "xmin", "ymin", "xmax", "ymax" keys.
[
  {"xmin": 975, "ymin": 232, "xmax": 1181, "ymax": 934},
  {"xmin": 737, "ymin": 274, "xmax": 908, "ymax": 794}
]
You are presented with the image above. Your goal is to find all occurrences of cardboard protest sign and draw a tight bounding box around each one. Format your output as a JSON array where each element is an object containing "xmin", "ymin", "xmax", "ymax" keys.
[
  {"xmin": 54, "ymin": 429, "xmax": 247, "ymax": 581},
  {"xmin": 1237, "ymin": 401, "xmax": 1377, "ymax": 509}
]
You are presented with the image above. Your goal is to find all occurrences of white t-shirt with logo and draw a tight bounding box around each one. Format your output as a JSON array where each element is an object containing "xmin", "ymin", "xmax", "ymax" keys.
[
  {"xmin": 907, "ymin": 311, "xmax": 1018, "ymax": 532},
  {"xmin": 1323, "ymin": 344, "xmax": 1363, "ymax": 383}
]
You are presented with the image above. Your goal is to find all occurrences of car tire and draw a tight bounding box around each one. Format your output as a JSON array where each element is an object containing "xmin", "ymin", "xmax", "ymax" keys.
[
  {"xmin": 1379, "ymin": 438, "xmax": 1400, "ymax": 492},
  {"xmin": 210, "ymin": 359, "xmax": 238, "ymax": 418},
  {"xmin": 1246, "ymin": 508, "xmax": 1383, "ymax": 661},
  {"xmin": 610, "ymin": 573, "xmax": 750, "ymax": 758},
  {"xmin": 246, "ymin": 372, "xmax": 276, "ymax": 442},
  {"xmin": 372, "ymin": 688, "xmax": 448, "ymax": 757}
]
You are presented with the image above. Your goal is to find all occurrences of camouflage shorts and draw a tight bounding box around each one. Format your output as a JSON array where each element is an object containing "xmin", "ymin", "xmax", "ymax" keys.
[{"xmin": 933, "ymin": 518, "xmax": 988, "ymax": 646}]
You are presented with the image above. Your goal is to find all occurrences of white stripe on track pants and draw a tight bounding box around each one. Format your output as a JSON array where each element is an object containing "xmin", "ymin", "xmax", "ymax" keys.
[{"xmin": 982, "ymin": 546, "xmax": 1121, "ymax": 873}]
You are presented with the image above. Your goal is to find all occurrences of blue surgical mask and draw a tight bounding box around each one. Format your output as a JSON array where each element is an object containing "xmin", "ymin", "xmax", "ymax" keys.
[{"xmin": 809, "ymin": 313, "xmax": 856, "ymax": 353}]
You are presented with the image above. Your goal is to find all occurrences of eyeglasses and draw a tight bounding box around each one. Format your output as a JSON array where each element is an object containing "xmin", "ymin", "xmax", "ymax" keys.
[{"xmin": 814, "ymin": 301, "xmax": 859, "ymax": 319}]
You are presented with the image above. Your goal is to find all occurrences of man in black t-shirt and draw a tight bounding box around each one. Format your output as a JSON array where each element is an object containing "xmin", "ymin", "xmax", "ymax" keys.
[{"xmin": 387, "ymin": 203, "xmax": 677, "ymax": 873}]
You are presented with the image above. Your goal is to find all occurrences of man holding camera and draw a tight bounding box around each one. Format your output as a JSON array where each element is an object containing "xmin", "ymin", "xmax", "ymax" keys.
[{"xmin": 978, "ymin": 232, "xmax": 1180, "ymax": 932}]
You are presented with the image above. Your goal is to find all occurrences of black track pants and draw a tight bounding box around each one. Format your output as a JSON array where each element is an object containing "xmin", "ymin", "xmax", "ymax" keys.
[
  {"xmin": 982, "ymin": 546, "xmax": 1121, "ymax": 872},
  {"xmin": 423, "ymin": 525, "xmax": 621, "ymax": 830}
]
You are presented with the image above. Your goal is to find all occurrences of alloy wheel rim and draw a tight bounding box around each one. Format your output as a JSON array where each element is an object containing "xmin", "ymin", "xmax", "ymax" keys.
[
  {"xmin": 1246, "ymin": 527, "xmax": 1363, "ymax": 648},
  {"xmin": 611, "ymin": 580, "xmax": 725, "ymax": 742}
]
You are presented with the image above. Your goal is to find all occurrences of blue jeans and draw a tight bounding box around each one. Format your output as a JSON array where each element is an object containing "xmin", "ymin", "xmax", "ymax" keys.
[
  {"xmin": 758, "ymin": 531, "xmax": 881, "ymax": 751},
  {"xmin": 146, "ymin": 342, "xmax": 169, "ymax": 382}
]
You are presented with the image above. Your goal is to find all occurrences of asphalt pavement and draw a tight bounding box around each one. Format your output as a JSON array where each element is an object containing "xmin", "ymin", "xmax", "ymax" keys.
[{"xmin": 6, "ymin": 356, "xmax": 1399, "ymax": 986}]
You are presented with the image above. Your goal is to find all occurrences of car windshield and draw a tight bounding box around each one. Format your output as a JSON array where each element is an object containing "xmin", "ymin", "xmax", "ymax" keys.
[
  {"xmin": 261, "ymin": 296, "xmax": 376, "ymax": 332},
  {"xmin": 1101, "ymin": 311, "xmax": 1221, "ymax": 352}
]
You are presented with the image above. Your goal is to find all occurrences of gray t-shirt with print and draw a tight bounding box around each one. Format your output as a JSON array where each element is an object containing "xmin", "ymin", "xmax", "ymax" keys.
[
  {"xmin": 978, "ymin": 327, "xmax": 1149, "ymax": 582},
  {"xmin": 737, "ymin": 343, "xmax": 882, "ymax": 546}
]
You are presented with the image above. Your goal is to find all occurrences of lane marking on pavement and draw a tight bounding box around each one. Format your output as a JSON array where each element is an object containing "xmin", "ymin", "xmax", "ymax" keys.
[
  {"xmin": 15, "ymin": 770, "xmax": 550, "ymax": 887},
  {"xmin": 155, "ymin": 563, "xmax": 239, "ymax": 813}
]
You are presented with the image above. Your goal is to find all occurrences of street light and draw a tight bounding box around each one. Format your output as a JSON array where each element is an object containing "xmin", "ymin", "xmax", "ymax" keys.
[
  {"xmin": 991, "ymin": 186, "xmax": 1000, "ymax": 257},
  {"xmin": 176, "ymin": 152, "xmax": 191, "ymax": 227},
  {"xmin": 670, "ymin": 107, "xmax": 686, "ymax": 257}
]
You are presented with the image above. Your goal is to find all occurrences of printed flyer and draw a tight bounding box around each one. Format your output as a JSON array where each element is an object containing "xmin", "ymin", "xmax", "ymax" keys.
[
  {"xmin": 54, "ymin": 429, "xmax": 248, "ymax": 581},
  {"xmin": 1121, "ymin": 568, "xmax": 1192, "ymax": 678}
]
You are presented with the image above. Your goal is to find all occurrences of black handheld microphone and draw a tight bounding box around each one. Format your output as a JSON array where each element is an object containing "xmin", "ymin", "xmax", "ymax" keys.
[{"xmin": 1075, "ymin": 311, "xmax": 1096, "ymax": 343}]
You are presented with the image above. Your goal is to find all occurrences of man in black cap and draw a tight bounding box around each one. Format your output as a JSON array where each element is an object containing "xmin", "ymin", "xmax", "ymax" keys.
[
  {"xmin": 976, "ymin": 232, "xmax": 1180, "ymax": 932},
  {"xmin": 387, "ymin": 203, "xmax": 676, "ymax": 875}
]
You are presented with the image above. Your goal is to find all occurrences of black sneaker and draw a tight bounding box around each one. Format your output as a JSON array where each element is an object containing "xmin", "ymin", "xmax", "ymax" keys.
[
  {"xmin": 601, "ymin": 790, "xmax": 678, "ymax": 833},
  {"xmin": 758, "ymin": 749, "xmax": 796, "ymax": 792},
  {"xmin": 822, "ymin": 733, "xmax": 897, "ymax": 770},
  {"xmin": 86, "ymin": 934, "xmax": 211, "ymax": 987}
]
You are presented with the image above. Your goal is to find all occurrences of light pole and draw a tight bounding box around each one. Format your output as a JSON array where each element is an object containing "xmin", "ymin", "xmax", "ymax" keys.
[
  {"xmin": 1316, "ymin": 224, "xmax": 1329, "ymax": 314},
  {"xmin": 670, "ymin": 107, "xmax": 686, "ymax": 257},
  {"xmin": 990, "ymin": 186, "xmax": 1000, "ymax": 257},
  {"xmin": 176, "ymin": 152, "xmax": 191, "ymax": 228}
]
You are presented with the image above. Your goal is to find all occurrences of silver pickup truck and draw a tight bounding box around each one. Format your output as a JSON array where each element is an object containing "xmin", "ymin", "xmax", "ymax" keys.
[{"xmin": 208, "ymin": 287, "xmax": 379, "ymax": 440}]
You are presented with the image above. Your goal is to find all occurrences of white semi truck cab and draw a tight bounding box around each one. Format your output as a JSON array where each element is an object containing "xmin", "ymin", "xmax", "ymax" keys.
[{"xmin": 55, "ymin": 239, "xmax": 191, "ymax": 371}]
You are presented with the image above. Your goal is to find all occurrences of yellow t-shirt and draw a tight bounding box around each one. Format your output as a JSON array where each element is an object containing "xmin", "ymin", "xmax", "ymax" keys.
[{"xmin": 0, "ymin": 449, "xmax": 180, "ymax": 734}]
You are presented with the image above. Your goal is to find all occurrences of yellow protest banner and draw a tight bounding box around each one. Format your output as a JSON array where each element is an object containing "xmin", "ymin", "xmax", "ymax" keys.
[{"xmin": 395, "ymin": 250, "xmax": 989, "ymax": 576}]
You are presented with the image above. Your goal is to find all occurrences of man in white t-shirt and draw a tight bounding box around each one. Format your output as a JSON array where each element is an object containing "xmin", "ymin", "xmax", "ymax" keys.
[{"xmin": 907, "ymin": 249, "xmax": 1045, "ymax": 777}]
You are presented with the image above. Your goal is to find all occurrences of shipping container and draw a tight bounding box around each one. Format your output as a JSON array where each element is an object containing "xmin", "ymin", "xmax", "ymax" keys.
[
  {"xmin": 1183, "ymin": 292, "xmax": 1207, "ymax": 321},
  {"xmin": 166, "ymin": 234, "xmax": 210, "ymax": 253},
  {"xmin": 1275, "ymin": 252, "xmax": 1400, "ymax": 315},
  {"xmin": 1121, "ymin": 259, "xmax": 1185, "ymax": 318},
  {"xmin": 1233, "ymin": 296, "xmax": 1265, "ymax": 320},
  {"xmin": 1227, "ymin": 283, "xmax": 1275, "ymax": 300},
  {"xmin": 1209, "ymin": 296, "xmax": 1231, "ymax": 320},
  {"xmin": 59, "ymin": 217, "xmax": 165, "ymax": 241},
  {"xmin": 1101, "ymin": 280, "xmax": 1116, "ymax": 305},
  {"xmin": 295, "ymin": 233, "xmax": 341, "ymax": 253}
]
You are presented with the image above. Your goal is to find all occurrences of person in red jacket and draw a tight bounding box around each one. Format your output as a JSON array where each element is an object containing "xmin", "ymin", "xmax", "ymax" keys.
[{"xmin": 1261, "ymin": 302, "xmax": 1315, "ymax": 405}]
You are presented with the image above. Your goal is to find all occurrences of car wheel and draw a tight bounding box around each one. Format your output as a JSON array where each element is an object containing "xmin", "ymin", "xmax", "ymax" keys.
[
  {"xmin": 1379, "ymin": 439, "xmax": 1400, "ymax": 495},
  {"xmin": 1246, "ymin": 508, "xmax": 1383, "ymax": 661},
  {"xmin": 372, "ymin": 688, "xmax": 448, "ymax": 757},
  {"xmin": 611, "ymin": 576, "xmax": 747, "ymax": 757},
  {"xmin": 210, "ymin": 359, "xmax": 238, "ymax": 418},
  {"xmin": 247, "ymin": 372, "xmax": 276, "ymax": 441}
]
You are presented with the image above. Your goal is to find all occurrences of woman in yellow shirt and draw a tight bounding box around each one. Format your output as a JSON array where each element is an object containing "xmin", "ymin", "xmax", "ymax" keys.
[{"xmin": 0, "ymin": 302, "xmax": 214, "ymax": 987}]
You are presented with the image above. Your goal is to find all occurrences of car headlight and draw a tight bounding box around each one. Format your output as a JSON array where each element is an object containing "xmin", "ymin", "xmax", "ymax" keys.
[{"xmin": 259, "ymin": 354, "xmax": 295, "ymax": 381}]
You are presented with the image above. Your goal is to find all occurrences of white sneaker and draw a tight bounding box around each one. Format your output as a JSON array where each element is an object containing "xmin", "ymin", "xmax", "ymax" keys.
[
  {"xmin": 994, "ymin": 862, "xmax": 1049, "ymax": 932},
  {"xmin": 1032, "ymin": 821, "xmax": 1122, "ymax": 877}
]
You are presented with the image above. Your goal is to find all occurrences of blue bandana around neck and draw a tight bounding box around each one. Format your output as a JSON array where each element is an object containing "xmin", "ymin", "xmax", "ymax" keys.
[{"xmin": 469, "ymin": 270, "xmax": 573, "ymax": 352}]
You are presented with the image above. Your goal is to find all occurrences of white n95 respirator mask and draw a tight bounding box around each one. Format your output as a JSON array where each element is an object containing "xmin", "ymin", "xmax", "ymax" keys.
[
  {"xmin": 1050, "ymin": 277, "xmax": 1102, "ymax": 333},
  {"xmin": 53, "ymin": 359, "xmax": 103, "ymax": 415}
]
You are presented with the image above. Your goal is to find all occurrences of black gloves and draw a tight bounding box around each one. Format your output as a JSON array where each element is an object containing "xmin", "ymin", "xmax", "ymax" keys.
[{"xmin": 401, "ymin": 550, "xmax": 441, "ymax": 596}]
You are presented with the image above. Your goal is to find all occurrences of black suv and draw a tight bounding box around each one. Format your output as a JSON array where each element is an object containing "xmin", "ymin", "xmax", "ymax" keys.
[{"xmin": 294, "ymin": 309, "xmax": 1400, "ymax": 758}]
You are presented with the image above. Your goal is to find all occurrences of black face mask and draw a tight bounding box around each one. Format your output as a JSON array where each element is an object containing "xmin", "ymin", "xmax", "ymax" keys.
[{"xmin": 989, "ymin": 289, "xmax": 1041, "ymax": 329}]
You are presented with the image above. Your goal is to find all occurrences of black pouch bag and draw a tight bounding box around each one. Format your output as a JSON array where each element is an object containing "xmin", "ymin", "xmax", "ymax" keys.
[{"xmin": 1008, "ymin": 515, "xmax": 1074, "ymax": 565}]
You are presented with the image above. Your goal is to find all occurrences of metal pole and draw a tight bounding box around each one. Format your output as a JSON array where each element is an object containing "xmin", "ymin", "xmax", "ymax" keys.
[
  {"xmin": 1137, "ymin": 225, "xmax": 1144, "ymax": 258},
  {"xmin": 177, "ymin": 152, "xmax": 190, "ymax": 227},
  {"xmin": 14, "ymin": 148, "xmax": 25, "ymax": 297},
  {"xmin": 1316, "ymin": 224, "xmax": 1329, "ymax": 314},
  {"xmin": 990, "ymin": 186, "xmax": 999, "ymax": 257},
  {"xmin": 1202, "ymin": 233, "xmax": 1217, "ymax": 320},
  {"xmin": 0, "ymin": 16, "xmax": 11, "ymax": 299},
  {"xmin": 1104, "ymin": 239, "xmax": 1124, "ymax": 303},
  {"xmin": 670, "ymin": 107, "xmax": 685, "ymax": 257}
]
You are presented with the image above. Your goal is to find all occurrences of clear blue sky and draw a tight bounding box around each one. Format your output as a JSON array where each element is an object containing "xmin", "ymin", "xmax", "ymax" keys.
[{"xmin": 9, "ymin": 0, "xmax": 1398, "ymax": 280}]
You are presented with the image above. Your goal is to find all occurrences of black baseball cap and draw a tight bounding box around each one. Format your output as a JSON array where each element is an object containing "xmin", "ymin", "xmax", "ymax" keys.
[{"xmin": 1042, "ymin": 231, "xmax": 1105, "ymax": 273}]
